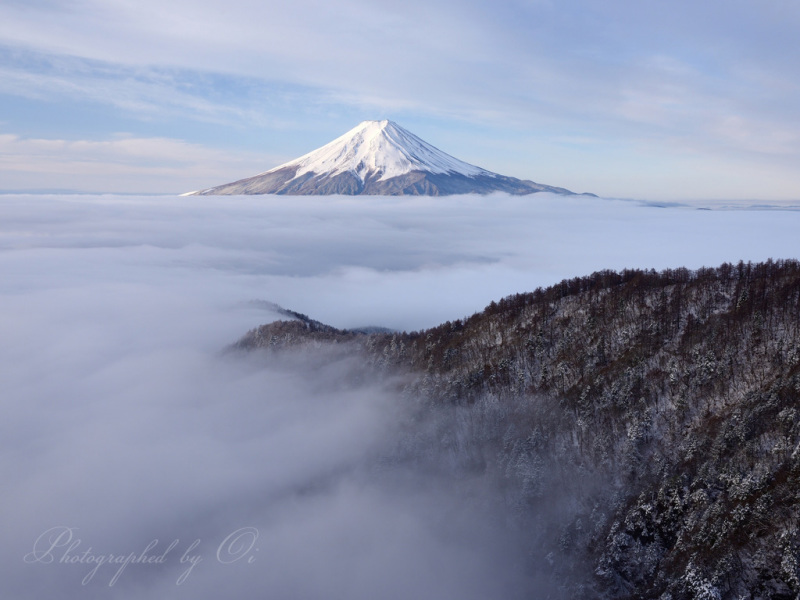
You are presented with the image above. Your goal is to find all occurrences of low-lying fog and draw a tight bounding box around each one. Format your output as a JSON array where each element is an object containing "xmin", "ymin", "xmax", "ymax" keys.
[{"xmin": 1, "ymin": 193, "xmax": 798, "ymax": 598}]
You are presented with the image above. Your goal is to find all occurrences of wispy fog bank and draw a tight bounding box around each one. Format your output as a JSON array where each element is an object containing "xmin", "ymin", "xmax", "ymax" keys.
[
  {"xmin": 0, "ymin": 286, "xmax": 532, "ymax": 599},
  {"xmin": 1, "ymin": 193, "xmax": 798, "ymax": 331},
  {"xmin": 1, "ymin": 193, "xmax": 798, "ymax": 598}
]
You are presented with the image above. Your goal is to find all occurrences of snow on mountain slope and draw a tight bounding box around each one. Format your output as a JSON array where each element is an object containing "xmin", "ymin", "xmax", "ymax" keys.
[
  {"xmin": 273, "ymin": 120, "xmax": 493, "ymax": 182},
  {"xmin": 189, "ymin": 120, "xmax": 581, "ymax": 196}
]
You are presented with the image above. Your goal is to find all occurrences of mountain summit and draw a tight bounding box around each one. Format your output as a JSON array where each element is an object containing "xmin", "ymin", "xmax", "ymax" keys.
[{"xmin": 188, "ymin": 120, "xmax": 578, "ymax": 196}]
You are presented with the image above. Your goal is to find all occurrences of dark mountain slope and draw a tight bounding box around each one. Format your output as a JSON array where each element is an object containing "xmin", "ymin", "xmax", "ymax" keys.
[{"xmin": 235, "ymin": 259, "xmax": 800, "ymax": 599}]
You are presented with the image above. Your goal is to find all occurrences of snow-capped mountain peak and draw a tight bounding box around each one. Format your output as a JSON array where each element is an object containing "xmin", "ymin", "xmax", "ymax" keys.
[
  {"xmin": 270, "ymin": 120, "xmax": 492, "ymax": 182},
  {"xmin": 188, "ymin": 120, "xmax": 580, "ymax": 196}
]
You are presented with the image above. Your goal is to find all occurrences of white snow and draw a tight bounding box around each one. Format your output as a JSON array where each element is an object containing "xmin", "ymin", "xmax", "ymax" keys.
[{"xmin": 266, "ymin": 120, "xmax": 494, "ymax": 182}]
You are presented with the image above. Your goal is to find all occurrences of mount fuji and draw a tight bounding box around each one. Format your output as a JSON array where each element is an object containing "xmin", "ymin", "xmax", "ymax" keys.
[{"xmin": 188, "ymin": 120, "xmax": 581, "ymax": 196}]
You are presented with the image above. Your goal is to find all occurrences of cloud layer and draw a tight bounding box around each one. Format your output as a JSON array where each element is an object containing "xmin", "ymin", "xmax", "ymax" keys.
[{"xmin": 2, "ymin": 193, "xmax": 799, "ymax": 598}]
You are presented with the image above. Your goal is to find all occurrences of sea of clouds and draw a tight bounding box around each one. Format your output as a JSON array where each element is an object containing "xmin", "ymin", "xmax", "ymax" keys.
[{"xmin": 1, "ymin": 193, "xmax": 798, "ymax": 599}]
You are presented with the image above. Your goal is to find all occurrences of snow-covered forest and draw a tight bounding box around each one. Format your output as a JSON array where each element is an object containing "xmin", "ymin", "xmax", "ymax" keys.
[{"xmin": 241, "ymin": 259, "xmax": 800, "ymax": 598}]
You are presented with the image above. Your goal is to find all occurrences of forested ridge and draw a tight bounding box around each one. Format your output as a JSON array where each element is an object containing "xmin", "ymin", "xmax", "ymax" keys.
[{"xmin": 236, "ymin": 259, "xmax": 800, "ymax": 599}]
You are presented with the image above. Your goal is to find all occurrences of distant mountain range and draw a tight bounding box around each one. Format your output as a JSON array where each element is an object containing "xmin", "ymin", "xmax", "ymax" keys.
[{"xmin": 187, "ymin": 120, "xmax": 588, "ymax": 196}]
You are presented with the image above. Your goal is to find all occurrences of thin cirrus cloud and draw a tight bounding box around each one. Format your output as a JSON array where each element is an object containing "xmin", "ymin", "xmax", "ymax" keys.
[
  {"xmin": 1, "ymin": 0, "xmax": 800, "ymax": 197},
  {"xmin": 0, "ymin": 133, "xmax": 275, "ymax": 193}
]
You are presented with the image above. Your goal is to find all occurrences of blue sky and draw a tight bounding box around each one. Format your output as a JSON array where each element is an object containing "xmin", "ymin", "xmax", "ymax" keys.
[{"xmin": 1, "ymin": 0, "xmax": 799, "ymax": 199}]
